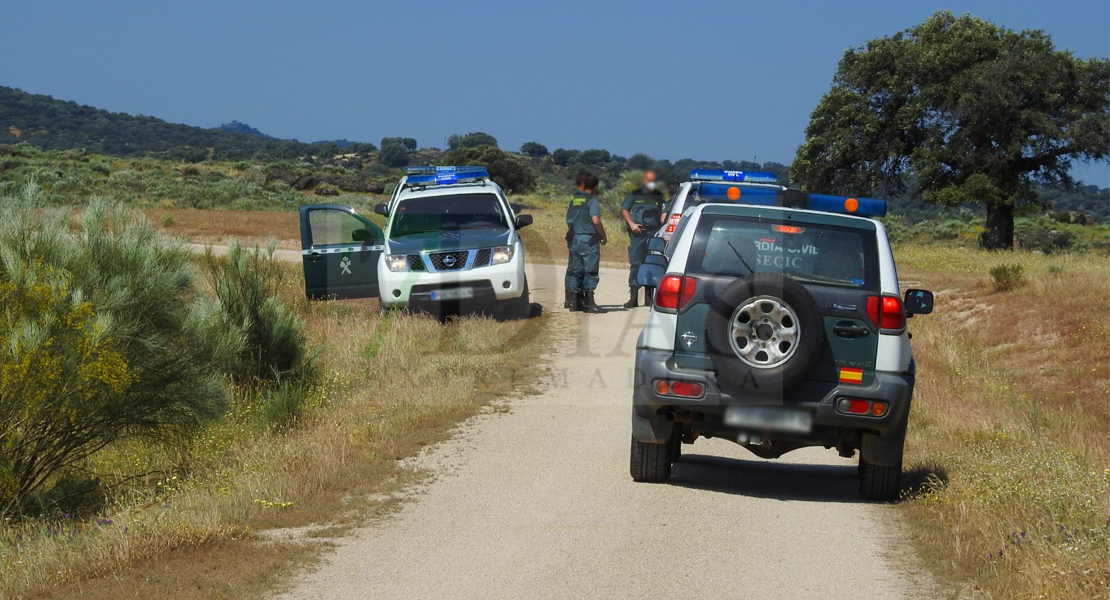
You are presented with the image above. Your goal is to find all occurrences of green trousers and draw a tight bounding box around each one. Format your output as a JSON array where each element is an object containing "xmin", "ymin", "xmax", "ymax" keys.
[
  {"xmin": 565, "ymin": 236, "xmax": 600, "ymax": 293},
  {"xmin": 627, "ymin": 233, "xmax": 650, "ymax": 288}
]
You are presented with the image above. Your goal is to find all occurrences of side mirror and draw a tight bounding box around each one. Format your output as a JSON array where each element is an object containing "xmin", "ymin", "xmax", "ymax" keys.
[
  {"xmin": 636, "ymin": 255, "xmax": 668, "ymax": 288},
  {"xmin": 904, "ymin": 289, "xmax": 934, "ymax": 315},
  {"xmin": 515, "ymin": 214, "xmax": 533, "ymax": 229},
  {"xmin": 647, "ymin": 237, "xmax": 667, "ymax": 254},
  {"xmin": 351, "ymin": 228, "xmax": 373, "ymax": 243},
  {"xmin": 374, "ymin": 203, "xmax": 389, "ymax": 216}
]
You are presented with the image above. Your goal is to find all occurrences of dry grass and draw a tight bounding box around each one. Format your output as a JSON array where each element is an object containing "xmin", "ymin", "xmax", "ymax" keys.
[
  {"xmin": 147, "ymin": 209, "xmax": 302, "ymax": 250},
  {"xmin": 894, "ymin": 245, "xmax": 1110, "ymax": 599},
  {"xmin": 0, "ymin": 263, "xmax": 554, "ymax": 599}
]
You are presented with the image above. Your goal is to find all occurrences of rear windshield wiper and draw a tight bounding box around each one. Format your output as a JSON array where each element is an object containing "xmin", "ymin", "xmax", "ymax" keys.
[{"xmin": 726, "ymin": 241, "xmax": 755, "ymax": 275}]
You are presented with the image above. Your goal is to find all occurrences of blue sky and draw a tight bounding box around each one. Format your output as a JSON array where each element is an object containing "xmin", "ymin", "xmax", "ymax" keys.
[{"xmin": 2, "ymin": 0, "xmax": 1107, "ymax": 185}]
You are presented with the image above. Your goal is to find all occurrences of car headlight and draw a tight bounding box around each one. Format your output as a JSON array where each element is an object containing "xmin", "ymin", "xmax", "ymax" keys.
[
  {"xmin": 490, "ymin": 246, "xmax": 514, "ymax": 265},
  {"xmin": 386, "ymin": 254, "xmax": 410, "ymax": 272}
]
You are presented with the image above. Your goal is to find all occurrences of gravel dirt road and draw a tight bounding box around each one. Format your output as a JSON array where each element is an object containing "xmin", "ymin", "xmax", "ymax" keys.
[{"xmin": 268, "ymin": 260, "xmax": 928, "ymax": 600}]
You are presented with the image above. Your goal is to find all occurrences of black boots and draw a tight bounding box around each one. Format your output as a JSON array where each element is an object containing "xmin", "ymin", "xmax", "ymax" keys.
[
  {"xmin": 565, "ymin": 290, "xmax": 581, "ymax": 312},
  {"xmin": 644, "ymin": 288, "xmax": 654, "ymax": 306},
  {"xmin": 566, "ymin": 290, "xmax": 601, "ymax": 313},
  {"xmin": 580, "ymin": 291, "xmax": 602, "ymax": 313},
  {"xmin": 623, "ymin": 287, "xmax": 639, "ymax": 309}
]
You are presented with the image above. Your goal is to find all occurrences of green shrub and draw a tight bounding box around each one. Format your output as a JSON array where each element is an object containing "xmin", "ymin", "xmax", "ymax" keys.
[
  {"xmin": 161, "ymin": 213, "xmax": 175, "ymax": 227},
  {"xmin": 200, "ymin": 241, "xmax": 315, "ymax": 384},
  {"xmin": 260, "ymin": 380, "xmax": 311, "ymax": 431},
  {"xmin": 441, "ymin": 145, "xmax": 538, "ymax": 193},
  {"xmin": 989, "ymin": 263, "xmax": 1026, "ymax": 292},
  {"xmin": 0, "ymin": 184, "xmax": 241, "ymax": 515}
]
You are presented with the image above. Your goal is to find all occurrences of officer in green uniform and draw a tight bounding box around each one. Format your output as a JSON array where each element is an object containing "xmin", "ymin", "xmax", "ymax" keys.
[
  {"xmin": 620, "ymin": 169, "xmax": 666, "ymax": 308},
  {"xmin": 564, "ymin": 172, "xmax": 607, "ymax": 313}
]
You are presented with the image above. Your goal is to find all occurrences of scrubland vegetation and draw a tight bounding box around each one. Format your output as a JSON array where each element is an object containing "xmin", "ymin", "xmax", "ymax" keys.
[
  {"xmin": 895, "ymin": 247, "xmax": 1109, "ymax": 599},
  {"xmin": 1, "ymin": 106, "xmax": 1106, "ymax": 599},
  {"xmin": 0, "ymin": 184, "xmax": 553, "ymax": 599}
]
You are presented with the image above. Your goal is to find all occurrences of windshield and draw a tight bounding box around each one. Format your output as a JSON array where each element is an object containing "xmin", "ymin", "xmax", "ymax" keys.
[
  {"xmin": 390, "ymin": 193, "xmax": 509, "ymax": 237},
  {"xmin": 687, "ymin": 215, "xmax": 880, "ymax": 290}
]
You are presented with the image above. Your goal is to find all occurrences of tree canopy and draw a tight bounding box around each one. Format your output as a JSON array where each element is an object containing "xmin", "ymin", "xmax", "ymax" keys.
[
  {"xmin": 447, "ymin": 132, "xmax": 498, "ymax": 150},
  {"xmin": 791, "ymin": 11, "xmax": 1110, "ymax": 249},
  {"xmin": 441, "ymin": 145, "xmax": 537, "ymax": 193},
  {"xmin": 520, "ymin": 141, "xmax": 548, "ymax": 157}
]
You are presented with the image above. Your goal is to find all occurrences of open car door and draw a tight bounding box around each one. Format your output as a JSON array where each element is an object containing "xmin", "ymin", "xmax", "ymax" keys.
[{"xmin": 299, "ymin": 205, "xmax": 384, "ymax": 299}]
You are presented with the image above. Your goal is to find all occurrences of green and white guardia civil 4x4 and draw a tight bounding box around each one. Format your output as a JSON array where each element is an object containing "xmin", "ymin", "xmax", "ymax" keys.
[
  {"xmin": 630, "ymin": 170, "xmax": 935, "ymax": 502},
  {"xmin": 297, "ymin": 166, "xmax": 533, "ymax": 318}
]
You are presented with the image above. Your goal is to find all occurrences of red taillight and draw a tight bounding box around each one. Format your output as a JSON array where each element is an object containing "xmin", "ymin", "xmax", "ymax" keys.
[
  {"xmin": 866, "ymin": 295, "xmax": 906, "ymax": 331},
  {"xmin": 655, "ymin": 276, "xmax": 697, "ymax": 309},
  {"xmin": 837, "ymin": 398, "xmax": 872, "ymax": 414},
  {"xmin": 664, "ymin": 214, "xmax": 681, "ymax": 234},
  {"xmin": 772, "ymin": 224, "xmax": 805, "ymax": 234},
  {"xmin": 671, "ymin": 381, "xmax": 704, "ymax": 397},
  {"xmin": 655, "ymin": 380, "xmax": 704, "ymax": 398}
]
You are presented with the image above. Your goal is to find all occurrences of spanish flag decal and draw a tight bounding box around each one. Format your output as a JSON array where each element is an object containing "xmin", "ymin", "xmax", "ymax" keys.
[{"xmin": 839, "ymin": 368, "xmax": 864, "ymax": 385}]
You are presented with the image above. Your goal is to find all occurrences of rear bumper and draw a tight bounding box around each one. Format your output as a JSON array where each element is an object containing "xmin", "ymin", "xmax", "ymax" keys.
[{"xmin": 631, "ymin": 348, "xmax": 914, "ymax": 465}]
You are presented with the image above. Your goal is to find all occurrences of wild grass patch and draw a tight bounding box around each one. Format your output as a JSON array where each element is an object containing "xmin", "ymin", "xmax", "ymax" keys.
[
  {"xmin": 897, "ymin": 245, "xmax": 1109, "ymax": 599},
  {"xmin": 0, "ymin": 289, "xmax": 552, "ymax": 598}
]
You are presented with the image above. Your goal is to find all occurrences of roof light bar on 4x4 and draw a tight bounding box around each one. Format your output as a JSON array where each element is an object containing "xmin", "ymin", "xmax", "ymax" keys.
[
  {"xmin": 697, "ymin": 183, "xmax": 888, "ymax": 217},
  {"xmin": 689, "ymin": 169, "xmax": 779, "ymax": 184},
  {"xmin": 404, "ymin": 166, "xmax": 489, "ymax": 186}
]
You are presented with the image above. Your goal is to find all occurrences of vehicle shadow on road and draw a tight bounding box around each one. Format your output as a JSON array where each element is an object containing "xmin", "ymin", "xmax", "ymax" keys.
[{"xmin": 667, "ymin": 454, "xmax": 865, "ymax": 503}]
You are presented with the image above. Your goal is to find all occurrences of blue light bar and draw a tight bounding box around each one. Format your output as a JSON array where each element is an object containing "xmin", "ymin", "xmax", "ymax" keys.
[
  {"xmin": 405, "ymin": 166, "xmax": 484, "ymax": 174},
  {"xmin": 807, "ymin": 194, "xmax": 887, "ymax": 217},
  {"xmin": 696, "ymin": 183, "xmax": 888, "ymax": 217},
  {"xmin": 699, "ymin": 183, "xmax": 780, "ymax": 203},
  {"xmin": 689, "ymin": 169, "xmax": 779, "ymax": 184},
  {"xmin": 403, "ymin": 166, "xmax": 489, "ymax": 186}
]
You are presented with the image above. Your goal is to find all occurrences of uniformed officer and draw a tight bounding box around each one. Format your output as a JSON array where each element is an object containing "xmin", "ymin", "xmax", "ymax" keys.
[
  {"xmin": 620, "ymin": 170, "xmax": 666, "ymax": 308},
  {"xmin": 565, "ymin": 172, "xmax": 607, "ymax": 313}
]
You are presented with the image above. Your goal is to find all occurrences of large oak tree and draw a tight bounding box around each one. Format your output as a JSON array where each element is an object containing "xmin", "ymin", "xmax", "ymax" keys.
[{"xmin": 792, "ymin": 11, "xmax": 1109, "ymax": 249}]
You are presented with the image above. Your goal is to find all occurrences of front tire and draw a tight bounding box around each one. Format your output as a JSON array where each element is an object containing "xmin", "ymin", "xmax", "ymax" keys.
[
  {"xmin": 630, "ymin": 435, "xmax": 671, "ymax": 483},
  {"xmin": 858, "ymin": 458, "xmax": 902, "ymax": 502},
  {"xmin": 499, "ymin": 281, "xmax": 531, "ymax": 320}
]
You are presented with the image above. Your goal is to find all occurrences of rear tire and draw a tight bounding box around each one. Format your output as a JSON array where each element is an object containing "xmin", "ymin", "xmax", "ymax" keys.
[
  {"xmin": 858, "ymin": 459, "xmax": 902, "ymax": 502},
  {"xmin": 705, "ymin": 274, "xmax": 824, "ymax": 395},
  {"xmin": 668, "ymin": 431, "xmax": 682, "ymax": 464},
  {"xmin": 630, "ymin": 435, "xmax": 672, "ymax": 483}
]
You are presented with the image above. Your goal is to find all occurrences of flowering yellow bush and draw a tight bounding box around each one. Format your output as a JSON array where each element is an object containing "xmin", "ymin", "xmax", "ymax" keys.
[{"xmin": 0, "ymin": 263, "xmax": 131, "ymax": 510}]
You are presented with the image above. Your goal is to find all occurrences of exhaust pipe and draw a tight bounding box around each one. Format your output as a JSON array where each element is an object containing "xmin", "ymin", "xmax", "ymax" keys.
[{"xmin": 663, "ymin": 410, "xmax": 692, "ymax": 423}]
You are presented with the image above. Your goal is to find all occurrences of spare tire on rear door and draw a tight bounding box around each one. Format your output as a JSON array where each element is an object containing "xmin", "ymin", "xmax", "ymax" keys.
[{"xmin": 705, "ymin": 273, "xmax": 824, "ymax": 395}]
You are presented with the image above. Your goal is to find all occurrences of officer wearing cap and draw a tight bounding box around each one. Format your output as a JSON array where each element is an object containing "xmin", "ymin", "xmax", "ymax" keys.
[
  {"xmin": 564, "ymin": 172, "xmax": 606, "ymax": 313},
  {"xmin": 620, "ymin": 169, "xmax": 666, "ymax": 308}
]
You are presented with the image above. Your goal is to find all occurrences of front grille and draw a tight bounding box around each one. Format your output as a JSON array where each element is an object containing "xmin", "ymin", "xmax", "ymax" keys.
[
  {"xmin": 407, "ymin": 255, "xmax": 426, "ymax": 271},
  {"xmin": 429, "ymin": 251, "xmax": 468, "ymax": 271},
  {"xmin": 473, "ymin": 249, "xmax": 491, "ymax": 267}
]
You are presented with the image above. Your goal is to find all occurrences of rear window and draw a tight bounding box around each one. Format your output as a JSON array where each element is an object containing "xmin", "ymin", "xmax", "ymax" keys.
[
  {"xmin": 391, "ymin": 193, "xmax": 508, "ymax": 237},
  {"xmin": 687, "ymin": 215, "xmax": 880, "ymax": 291}
]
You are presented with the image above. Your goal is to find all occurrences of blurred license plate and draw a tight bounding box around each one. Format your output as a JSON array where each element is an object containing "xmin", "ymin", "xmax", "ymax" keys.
[
  {"xmin": 430, "ymin": 287, "xmax": 473, "ymax": 301},
  {"xmin": 724, "ymin": 406, "xmax": 812, "ymax": 433}
]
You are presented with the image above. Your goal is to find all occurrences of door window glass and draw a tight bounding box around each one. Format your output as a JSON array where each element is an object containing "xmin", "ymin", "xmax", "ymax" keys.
[{"xmin": 308, "ymin": 210, "xmax": 375, "ymax": 246}]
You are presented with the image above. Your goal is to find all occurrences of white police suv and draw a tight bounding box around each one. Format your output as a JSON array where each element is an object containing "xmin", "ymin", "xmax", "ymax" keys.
[
  {"xmin": 630, "ymin": 170, "xmax": 935, "ymax": 501},
  {"xmin": 656, "ymin": 170, "xmax": 782, "ymax": 243},
  {"xmin": 298, "ymin": 166, "xmax": 533, "ymax": 318}
]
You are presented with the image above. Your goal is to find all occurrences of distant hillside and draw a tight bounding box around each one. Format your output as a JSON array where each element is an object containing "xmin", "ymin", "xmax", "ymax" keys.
[
  {"xmin": 215, "ymin": 120, "xmax": 272, "ymax": 138},
  {"xmin": 0, "ymin": 86, "xmax": 322, "ymax": 161}
]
